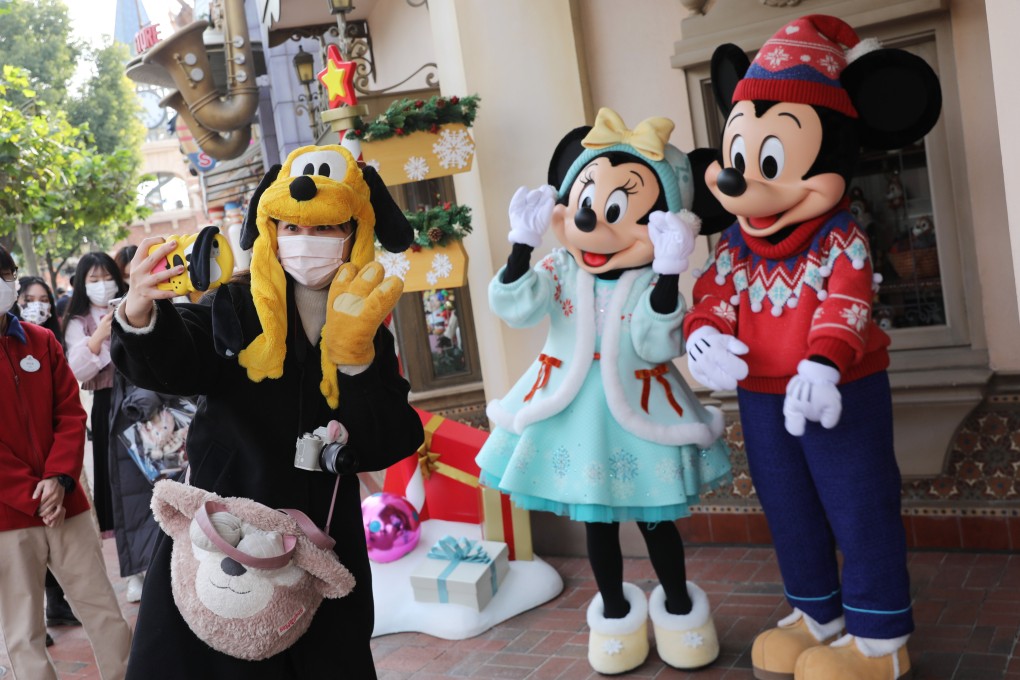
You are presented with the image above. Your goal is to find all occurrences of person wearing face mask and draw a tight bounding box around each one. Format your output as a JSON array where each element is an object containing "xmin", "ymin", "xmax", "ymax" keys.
[
  {"xmin": 62, "ymin": 252, "xmax": 128, "ymax": 536},
  {"xmin": 110, "ymin": 146, "xmax": 424, "ymax": 679},
  {"xmin": 0, "ymin": 245, "xmax": 133, "ymax": 680}
]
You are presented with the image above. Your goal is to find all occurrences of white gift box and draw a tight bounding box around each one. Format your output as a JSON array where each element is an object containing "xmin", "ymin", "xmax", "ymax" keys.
[{"xmin": 409, "ymin": 536, "xmax": 510, "ymax": 610}]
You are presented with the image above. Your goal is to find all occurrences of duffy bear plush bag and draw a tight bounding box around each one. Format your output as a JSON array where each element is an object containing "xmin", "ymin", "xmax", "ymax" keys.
[{"xmin": 151, "ymin": 480, "xmax": 355, "ymax": 660}]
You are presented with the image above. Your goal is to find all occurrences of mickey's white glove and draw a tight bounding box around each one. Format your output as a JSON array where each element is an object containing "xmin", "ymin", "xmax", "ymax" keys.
[
  {"xmin": 507, "ymin": 185, "xmax": 557, "ymax": 248},
  {"xmin": 783, "ymin": 360, "xmax": 842, "ymax": 436},
  {"xmin": 686, "ymin": 326, "xmax": 749, "ymax": 391},
  {"xmin": 648, "ymin": 209, "xmax": 700, "ymax": 275}
]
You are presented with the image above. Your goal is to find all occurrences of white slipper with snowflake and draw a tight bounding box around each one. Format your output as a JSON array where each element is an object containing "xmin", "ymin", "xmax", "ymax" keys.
[
  {"xmin": 586, "ymin": 582, "xmax": 649, "ymax": 675},
  {"xmin": 649, "ymin": 582, "xmax": 719, "ymax": 669}
]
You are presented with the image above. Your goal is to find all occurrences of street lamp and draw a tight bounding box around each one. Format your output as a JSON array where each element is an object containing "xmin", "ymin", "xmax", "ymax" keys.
[
  {"xmin": 326, "ymin": 0, "xmax": 354, "ymax": 15},
  {"xmin": 292, "ymin": 47, "xmax": 320, "ymax": 137}
]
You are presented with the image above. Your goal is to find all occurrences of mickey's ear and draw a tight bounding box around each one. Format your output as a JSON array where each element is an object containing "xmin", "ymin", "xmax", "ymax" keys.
[
  {"xmin": 710, "ymin": 44, "xmax": 751, "ymax": 117},
  {"xmin": 547, "ymin": 126, "xmax": 591, "ymax": 191},
  {"xmin": 362, "ymin": 165, "xmax": 414, "ymax": 253},
  {"xmin": 239, "ymin": 164, "xmax": 281, "ymax": 251},
  {"xmin": 687, "ymin": 147, "xmax": 734, "ymax": 235},
  {"xmin": 842, "ymin": 49, "xmax": 942, "ymax": 150}
]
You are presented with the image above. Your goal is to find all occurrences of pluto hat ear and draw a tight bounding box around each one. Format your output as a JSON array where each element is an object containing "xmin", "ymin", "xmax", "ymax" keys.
[
  {"xmin": 362, "ymin": 165, "xmax": 414, "ymax": 253},
  {"xmin": 239, "ymin": 164, "xmax": 281, "ymax": 251}
]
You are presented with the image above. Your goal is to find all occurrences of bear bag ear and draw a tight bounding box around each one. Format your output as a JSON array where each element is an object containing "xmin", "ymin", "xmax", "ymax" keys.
[
  {"xmin": 710, "ymin": 44, "xmax": 751, "ymax": 117},
  {"xmin": 547, "ymin": 125, "xmax": 591, "ymax": 191},
  {"xmin": 841, "ymin": 48, "xmax": 942, "ymax": 150}
]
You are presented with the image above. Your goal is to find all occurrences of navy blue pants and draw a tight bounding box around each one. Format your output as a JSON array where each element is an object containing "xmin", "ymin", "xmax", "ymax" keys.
[{"xmin": 738, "ymin": 371, "xmax": 913, "ymax": 639}]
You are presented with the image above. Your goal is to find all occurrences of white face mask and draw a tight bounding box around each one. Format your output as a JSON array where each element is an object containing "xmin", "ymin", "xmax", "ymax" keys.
[
  {"xmin": 85, "ymin": 280, "xmax": 119, "ymax": 307},
  {"xmin": 21, "ymin": 300, "xmax": 51, "ymax": 325},
  {"xmin": 0, "ymin": 280, "xmax": 16, "ymax": 315},
  {"xmin": 277, "ymin": 234, "xmax": 350, "ymax": 290}
]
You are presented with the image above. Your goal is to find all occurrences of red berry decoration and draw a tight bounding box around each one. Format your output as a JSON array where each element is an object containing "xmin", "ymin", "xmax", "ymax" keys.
[
  {"xmin": 450, "ymin": 96, "xmax": 460, "ymax": 105},
  {"xmin": 436, "ymin": 98, "xmax": 446, "ymax": 108},
  {"xmin": 429, "ymin": 124, "xmax": 439, "ymax": 133},
  {"xmin": 443, "ymin": 202, "xmax": 451, "ymax": 210},
  {"xmin": 395, "ymin": 127, "xmax": 404, "ymax": 136},
  {"xmin": 410, "ymin": 244, "xmax": 422, "ymax": 253},
  {"xmin": 414, "ymin": 99, "xmax": 425, "ymax": 108}
]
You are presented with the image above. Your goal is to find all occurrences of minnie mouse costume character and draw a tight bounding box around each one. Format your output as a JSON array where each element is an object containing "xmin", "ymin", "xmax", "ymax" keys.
[
  {"xmin": 476, "ymin": 109, "xmax": 733, "ymax": 674},
  {"xmin": 682, "ymin": 15, "xmax": 941, "ymax": 680}
]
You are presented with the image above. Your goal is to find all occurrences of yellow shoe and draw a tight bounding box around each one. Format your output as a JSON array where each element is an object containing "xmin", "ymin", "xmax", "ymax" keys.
[
  {"xmin": 586, "ymin": 582, "xmax": 649, "ymax": 675},
  {"xmin": 649, "ymin": 582, "xmax": 719, "ymax": 669},
  {"xmin": 752, "ymin": 609, "xmax": 843, "ymax": 680},
  {"xmin": 795, "ymin": 634, "xmax": 911, "ymax": 680}
]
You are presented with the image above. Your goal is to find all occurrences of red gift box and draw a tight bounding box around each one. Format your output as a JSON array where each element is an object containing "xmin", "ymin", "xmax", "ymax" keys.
[{"xmin": 383, "ymin": 408, "xmax": 488, "ymax": 523}]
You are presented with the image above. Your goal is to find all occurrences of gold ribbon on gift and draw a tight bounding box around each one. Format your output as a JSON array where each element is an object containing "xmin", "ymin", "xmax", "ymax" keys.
[
  {"xmin": 417, "ymin": 415, "xmax": 480, "ymax": 488},
  {"xmin": 582, "ymin": 108, "xmax": 674, "ymax": 162}
]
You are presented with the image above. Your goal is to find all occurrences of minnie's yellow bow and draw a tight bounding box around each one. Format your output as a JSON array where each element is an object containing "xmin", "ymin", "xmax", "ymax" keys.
[{"xmin": 582, "ymin": 108, "xmax": 675, "ymax": 162}]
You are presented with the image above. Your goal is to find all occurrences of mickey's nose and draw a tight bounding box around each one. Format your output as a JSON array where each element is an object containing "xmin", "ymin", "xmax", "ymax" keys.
[
  {"xmin": 221, "ymin": 556, "xmax": 247, "ymax": 577},
  {"xmin": 716, "ymin": 168, "xmax": 747, "ymax": 197},
  {"xmin": 289, "ymin": 175, "xmax": 318, "ymax": 201}
]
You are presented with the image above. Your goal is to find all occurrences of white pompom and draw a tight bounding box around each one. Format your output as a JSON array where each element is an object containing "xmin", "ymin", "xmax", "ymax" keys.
[
  {"xmin": 817, "ymin": 290, "xmax": 829, "ymax": 301},
  {"xmin": 873, "ymin": 273, "xmax": 884, "ymax": 285},
  {"xmin": 787, "ymin": 297, "xmax": 798, "ymax": 308},
  {"xmin": 852, "ymin": 258, "xmax": 865, "ymax": 270},
  {"xmin": 751, "ymin": 301, "xmax": 763, "ymax": 313},
  {"xmin": 715, "ymin": 274, "xmax": 726, "ymax": 286},
  {"xmin": 819, "ymin": 265, "xmax": 832, "ymax": 277},
  {"xmin": 692, "ymin": 268, "xmax": 703, "ymax": 279},
  {"xmin": 730, "ymin": 294, "xmax": 740, "ymax": 306},
  {"xmin": 771, "ymin": 305, "xmax": 783, "ymax": 317}
]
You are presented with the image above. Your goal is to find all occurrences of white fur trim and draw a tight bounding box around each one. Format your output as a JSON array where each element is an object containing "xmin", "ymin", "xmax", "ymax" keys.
[
  {"xmin": 781, "ymin": 608, "xmax": 845, "ymax": 642},
  {"xmin": 509, "ymin": 267, "xmax": 596, "ymax": 434},
  {"xmin": 648, "ymin": 582, "xmax": 711, "ymax": 631},
  {"xmin": 586, "ymin": 582, "xmax": 648, "ymax": 635},
  {"xmin": 850, "ymin": 634, "xmax": 910, "ymax": 658},
  {"xmin": 845, "ymin": 37, "xmax": 882, "ymax": 65},
  {"xmin": 114, "ymin": 299, "xmax": 158, "ymax": 334}
]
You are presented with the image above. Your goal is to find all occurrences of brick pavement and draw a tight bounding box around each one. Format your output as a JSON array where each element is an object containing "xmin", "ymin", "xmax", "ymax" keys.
[{"xmin": 1, "ymin": 537, "xmax": 1017, "ymax": 679}]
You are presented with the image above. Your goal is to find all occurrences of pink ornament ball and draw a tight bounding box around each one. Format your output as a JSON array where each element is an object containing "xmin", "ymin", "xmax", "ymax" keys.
[{"xmin": 362, "ymin": 492, "xmax": 421, "ymax": 563}]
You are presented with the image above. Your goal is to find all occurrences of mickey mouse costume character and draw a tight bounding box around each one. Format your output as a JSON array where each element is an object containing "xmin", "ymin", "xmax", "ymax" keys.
[
  {"xmin": 476, "ymin": 109, "xmax": 733, "ymax": 674},
  {"xmin": 111, "ymin": 145, "xmax": 425, "ymax": 679},
  {"xmin": 682, "ymin": 15, "xmax": 941, "ymax": 680}
]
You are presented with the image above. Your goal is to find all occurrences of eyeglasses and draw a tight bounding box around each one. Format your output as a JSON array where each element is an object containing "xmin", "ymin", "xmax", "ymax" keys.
[{"xmin": 0, "ymin": 271, "xmax": 17, "ymax": 283}]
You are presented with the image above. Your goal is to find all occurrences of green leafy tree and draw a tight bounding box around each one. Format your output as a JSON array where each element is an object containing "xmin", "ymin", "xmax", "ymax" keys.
[
  {"xmin": 0, "ymin": 0, "xmax": 77, "ymax": 110},
  {"xmin": 69, "ymin": 42, "xmax": 145, "ymax": 159}
]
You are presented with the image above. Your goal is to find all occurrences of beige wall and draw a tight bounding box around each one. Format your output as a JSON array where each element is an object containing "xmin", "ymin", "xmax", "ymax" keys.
[
  {"xmin": 986, "ymin": 0, "xmax": 1020, "ymax": 329},
  {"xmin": 365, "ymin": 1, "xmax": 436, "ymax": 92}
]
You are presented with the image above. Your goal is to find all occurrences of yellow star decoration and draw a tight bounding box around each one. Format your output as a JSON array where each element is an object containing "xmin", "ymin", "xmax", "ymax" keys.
[{"xmin": 317, "ymin": 44, "xmax": 357, "ymax": 108}]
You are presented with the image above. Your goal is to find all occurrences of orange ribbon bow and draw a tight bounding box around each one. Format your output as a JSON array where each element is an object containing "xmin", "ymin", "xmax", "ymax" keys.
[
  {"xmin": 523, "ymin": 354, "xmax": 563, "ymax": 402},
  {"xmin": 634, "ymin": 364, "xmax": 684, "ymax": 417}
]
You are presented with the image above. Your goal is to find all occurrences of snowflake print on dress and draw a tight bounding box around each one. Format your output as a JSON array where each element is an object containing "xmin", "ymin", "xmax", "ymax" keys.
[
  {"xmin": 585, "ymin": 462, "xmax": 605, "ymax": 485},
  {"xmin": 609, "ymin": 450, "xmax": 639, "ymax": 482},
  {"xmin": 513, "ymin": 440, "xmax": 537, "ymax": 473},
  {"xmin": 762, "ymin": 46, "xmax": 790, "ymax": 68},
  {"xmin": 403, "ymin": 156, "xmax": 429, "ymax": 181},
  {"xmin": 377, "ymin": 251, "xmax": 411, "ymax": 280},
  {"xmin": 432, "ymin": 128, "xmax": 475, "ymax": 169},
  {"xmin": 655, "ymin": 458, "xmax": 684, "ymax": 483},
  {"xmin": 840, "ymin": 303, "xmax": 870, "ymax": 332},
  {"xmin": 561, "ymin": 299, "xmax": 574, "ymax": 317},
  {"xmin": 551, "ymin": 446, "xmax": 571, "ymax": 477}
]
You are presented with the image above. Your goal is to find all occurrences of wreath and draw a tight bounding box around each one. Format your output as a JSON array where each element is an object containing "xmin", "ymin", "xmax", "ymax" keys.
[
  {"xmin": 345, "ymin": 94, "xmax": 480, "ymax": 143},
  {"xmin": 385, "ymin": 202, "xmax": 473, "ymax": 250}
]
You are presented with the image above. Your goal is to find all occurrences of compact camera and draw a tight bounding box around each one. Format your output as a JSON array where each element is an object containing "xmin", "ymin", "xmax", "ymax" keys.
[{"xmin": 294, "ymin": 422, "xmax": 356, "ymax": 475}]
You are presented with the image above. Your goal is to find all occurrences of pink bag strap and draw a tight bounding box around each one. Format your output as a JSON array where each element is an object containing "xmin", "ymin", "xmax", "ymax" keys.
[
  {"xmin": 279, "ymin": 474, "xmax": 340, "ymax": 552},
  {"xmin": 195, "ymin": 501, "xmax": 298, "ymax": 570}
]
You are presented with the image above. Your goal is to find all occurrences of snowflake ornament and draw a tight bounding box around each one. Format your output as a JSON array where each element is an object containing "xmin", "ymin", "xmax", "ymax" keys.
[
  {"xmin": 404, "ymin": 156, "xmax": 430, "ymax": 181},
  {"xmin": 602, "ymin": 638, "xmax": 624, "ymax": 656},
  {"xmin": 425, "ymin": 271, "xmax": 438, "ymax": 286},
  {"xmin": 364, "ymin": 159, "xmax": 381, "ymax": 172},
  {"xmin": 377, "ymin": 251, "xmax": 411, "ymax": 280},
  {"xmin": 432, "ymin": 128, "xmax": 475, "ymax": 169},
  {"xmin": 431, "ymin": 253, "xmax": 453, "ymax": 279}
]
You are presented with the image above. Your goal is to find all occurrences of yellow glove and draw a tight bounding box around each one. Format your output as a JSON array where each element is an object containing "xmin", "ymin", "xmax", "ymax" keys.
[{"xmin": 323, "ymin": 262, "xmax": 403, "ymax": 368}]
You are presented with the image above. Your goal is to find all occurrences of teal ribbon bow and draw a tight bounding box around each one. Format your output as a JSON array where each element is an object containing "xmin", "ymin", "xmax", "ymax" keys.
[{"xmin": 426, "ymin": 535, "xmax": 498, "ymax": 605}]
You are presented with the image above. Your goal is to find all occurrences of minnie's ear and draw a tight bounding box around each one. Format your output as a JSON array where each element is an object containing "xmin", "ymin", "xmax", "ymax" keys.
[
  {"xmin": 547, "ymin": 126, "xmax": 591, "ymax": 191},
  {"xmin": 842, "ymin": 49, "xmax": 942, "ymax": 150},
  {"xmin": 239, "ymin": 164, "xmax": 281, "ymax": 251},
  {"xmin": 710, "ymin": 44, "xmax": 751, "ymax": 117},
  {"xmin": 362, "ymin": 165, "xmax": 414, "ymax": 253},
  {"xmin": 687, "ymin": 147, "xmax": 734, "ymax": 235}
]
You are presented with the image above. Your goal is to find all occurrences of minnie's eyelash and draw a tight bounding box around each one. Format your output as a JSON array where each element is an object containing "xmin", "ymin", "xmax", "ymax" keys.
[
  {"xmin": 579, "ymin": 170, "xmax": 595, "ymax": 186},
  {"xmin": 620, "ymin": 181, "xmax": 639, "ymax": 195}
]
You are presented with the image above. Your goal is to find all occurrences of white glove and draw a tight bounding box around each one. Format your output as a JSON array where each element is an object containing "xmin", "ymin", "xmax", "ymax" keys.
[
  {"xmin": 507, "ymin": 185, "xmax": 557, "ymax": 248},
  {"xmin": 783, "ymin": 359, "xmax": 842, "ymax": 436},
  {"xmin": 686, "ymin": 325, "xmax": 749, "ymax": 391},
  {"xmin": 648, "ymin": 209, "xmax": 700, "ymax": 275}
]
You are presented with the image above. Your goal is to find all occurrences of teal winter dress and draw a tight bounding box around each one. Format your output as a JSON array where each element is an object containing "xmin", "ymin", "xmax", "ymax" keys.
[{"xmin": 476, "ymin": 249, "xmax": 731, "ymax": 524}]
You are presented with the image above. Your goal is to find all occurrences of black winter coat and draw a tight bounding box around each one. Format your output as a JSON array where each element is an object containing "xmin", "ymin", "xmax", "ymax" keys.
[{"xmin": 111, "ymin": 282, "xmax": 424, "ymax": 680}]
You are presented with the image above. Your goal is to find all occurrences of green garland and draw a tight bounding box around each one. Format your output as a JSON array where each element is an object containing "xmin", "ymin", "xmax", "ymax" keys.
[
  {"xmin": 399, "ymin": 203, "xmax": 473, "ymax": 250},
  {"xmin": 345, "ymin": 94, "xmax": 480, "ymax": 143}
]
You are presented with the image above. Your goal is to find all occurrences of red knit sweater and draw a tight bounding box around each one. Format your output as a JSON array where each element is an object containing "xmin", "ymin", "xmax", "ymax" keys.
[{"xmin": 682, "ymin": 201, "xmax": 890, "ymax": 394}]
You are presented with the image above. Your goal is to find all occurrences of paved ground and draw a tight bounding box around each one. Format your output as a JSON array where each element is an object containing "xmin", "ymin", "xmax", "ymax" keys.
[{"xmin": 0, "ymin": 537, "xmax": 1017, "ymax": 679}]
